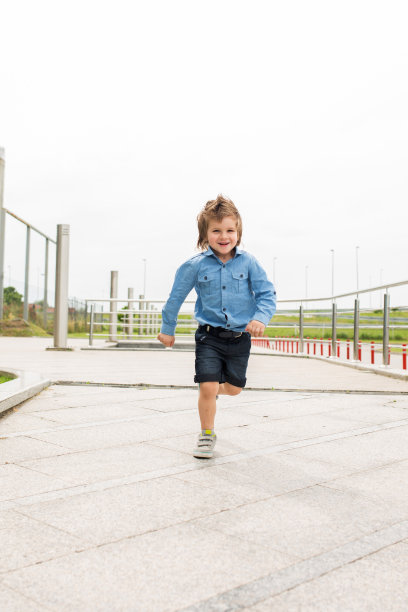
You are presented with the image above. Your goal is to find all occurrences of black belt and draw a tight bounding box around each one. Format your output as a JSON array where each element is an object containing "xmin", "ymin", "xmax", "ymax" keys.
[{"xmin": 199, "ymin": 324, "xmax": 243, "ymax": 339}]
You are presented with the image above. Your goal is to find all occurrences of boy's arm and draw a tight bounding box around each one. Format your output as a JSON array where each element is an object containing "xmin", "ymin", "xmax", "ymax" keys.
[
  {"xmin": 159, "ymin": 260, "xmax": 197, "ymax": 339},
  {"xmin": 247, "ymin": 256, "xmax": 277, "ymax": 333}
]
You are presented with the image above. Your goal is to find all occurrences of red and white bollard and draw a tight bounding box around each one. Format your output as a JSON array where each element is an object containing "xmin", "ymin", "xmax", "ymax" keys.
[
  {"xmin": 306, "ymin": 337, "xmax": 310, "ymax": 355},
  {"xmin": 320, "ymin": 338, "xmax": 324, "ymax": 356},
  {"xmin": 346, "ymin": 340, "xmax": 350, "ymax": 360},
  {"xmin": 371, "ymin": 341, "xmax": 375, "ymax": 365},
  {"xmin": 328, "ymin": 339, "xmax": 331, "ymax": 357},
  {"xmin": 336, "ymin": 340, "xmax": 340, "ymax": 358},
  {"xmin": 358, "ymin": 341, "xmax": 362, "ymax": 361},
  {"xmin": 403, "ymin": 344, "xmax": 407, "ymax": 370}
]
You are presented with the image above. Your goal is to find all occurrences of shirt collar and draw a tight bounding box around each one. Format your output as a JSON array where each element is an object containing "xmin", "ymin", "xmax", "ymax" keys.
[{"xmin": 205, "ymin": 246, "xmax": 243, "ymax": 258}]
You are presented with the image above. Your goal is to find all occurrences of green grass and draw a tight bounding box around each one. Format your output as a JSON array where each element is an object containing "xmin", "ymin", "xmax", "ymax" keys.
[
  {"xmin": 0, "ymin": 375, "xmax": 13, "ymax": 383},
  {"xmin": 0, "ymin": 319, "xmax": 51, "ymax": 337}
]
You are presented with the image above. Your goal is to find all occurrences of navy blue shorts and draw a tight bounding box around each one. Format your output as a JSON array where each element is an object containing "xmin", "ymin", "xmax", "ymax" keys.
[{"xmin": 194, "ymin": 327, "xmax": 251, "ymax": 388}]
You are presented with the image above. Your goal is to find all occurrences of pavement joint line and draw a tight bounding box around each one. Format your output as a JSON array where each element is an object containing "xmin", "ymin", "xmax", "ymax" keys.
[
  {"xmin": 53, "ymin": 381, "xmax": 408, "ymax": 395},
  {"xmin": 2, "ymin": 416, "xmax": 408, "ymax": 511},
  {"xmin": 2, "ymin": 403, "xmax": 408, "ymax": 442},
  {"xmin": 179, "ymin": 520, "xmax": 408, "ymax": 611},
  {"xmin": 0, "ymin": 394, "xmax": 357, "ymax": 439}
]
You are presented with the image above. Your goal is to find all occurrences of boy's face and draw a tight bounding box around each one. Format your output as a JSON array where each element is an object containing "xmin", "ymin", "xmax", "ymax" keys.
[{"xmin": 207, "ymin": 215, "xmax": 238, "ymax": 262}]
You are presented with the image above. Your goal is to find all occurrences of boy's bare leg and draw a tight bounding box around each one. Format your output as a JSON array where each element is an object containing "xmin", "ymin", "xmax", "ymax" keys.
[
  {"xmin": 198, "ymin": 382, "xmax": 219, "ymax": 430},
  {"xmin": 218, "ymin": 382, "xmax": 242, "ymax": 396},
  {"xmin": 198, "ymin": 382, "xmax": 243, "ymax": 430}
]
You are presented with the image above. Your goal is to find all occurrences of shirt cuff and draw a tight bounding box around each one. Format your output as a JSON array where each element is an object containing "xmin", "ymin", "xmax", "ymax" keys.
[
  {"xmin": 160, "ymin": 324, "xmax": 176, "ymax": 336},
  {"xmin": 252, "ymin": 313, "xmax": 271, "ymax": 327}
]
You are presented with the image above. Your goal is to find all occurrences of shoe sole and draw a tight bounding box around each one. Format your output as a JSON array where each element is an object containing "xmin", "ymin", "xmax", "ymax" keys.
[{"xmin": 193, "ymin": 451, "xmax": 214, "ymax": 459}]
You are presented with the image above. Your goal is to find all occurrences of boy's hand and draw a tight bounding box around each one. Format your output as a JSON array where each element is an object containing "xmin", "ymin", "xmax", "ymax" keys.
[
  {"xmin": 245, "ymin": 320, "xmax": 265, "ymax": 337},
  {"xmin": 157, "ymin": 333, "xmax": 175, "ymax": 347}
]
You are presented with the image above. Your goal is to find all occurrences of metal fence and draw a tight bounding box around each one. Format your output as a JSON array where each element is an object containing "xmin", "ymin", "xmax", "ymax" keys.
[
  {"xmin": 0, "ymin": 149, "xmax": 71, "ymax": 347},
  {"xmin": 85, "ymin": 278, "xmax": 408, "ymax": 370}
]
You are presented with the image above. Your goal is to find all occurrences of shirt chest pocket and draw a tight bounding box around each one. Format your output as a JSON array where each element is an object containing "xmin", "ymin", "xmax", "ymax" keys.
[
  {"xmin": 198, "ymin": 273, "xmax": 218, "ymax": 296},
  {"xmin": 232, "ymin": 271, "xmax": 249, "ymax": 293}
]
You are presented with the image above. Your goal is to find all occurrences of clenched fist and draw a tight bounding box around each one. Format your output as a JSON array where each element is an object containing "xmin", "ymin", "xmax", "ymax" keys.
[
  {"xmin": 157, "ymin": 333, "xmax": 175, "ymax": 347},
  {"xmin": 245, "ymin": 320, "xmax": 265, "ymax": 337}
]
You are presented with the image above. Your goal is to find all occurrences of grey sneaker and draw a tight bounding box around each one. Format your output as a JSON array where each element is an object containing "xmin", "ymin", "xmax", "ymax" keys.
[{"xmin": 193, "ymin": 433, "xmax": 217, "ymax": 459}]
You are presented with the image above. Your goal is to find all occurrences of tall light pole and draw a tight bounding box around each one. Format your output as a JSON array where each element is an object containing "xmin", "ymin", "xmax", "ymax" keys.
[
  {"xmin": 356, "ymin": 246, "xmax": 360, "ymax": 294},
  {"xmin": 330, "ymin": 249, "xmax": 334, "ymax": 297},
  {"xmin": 142, "ymin": 258, "xmax": 147, "ymax": 297},
  {"xmin": 273, "ymin": 257, "xmax": 277, "ymax": 285}
]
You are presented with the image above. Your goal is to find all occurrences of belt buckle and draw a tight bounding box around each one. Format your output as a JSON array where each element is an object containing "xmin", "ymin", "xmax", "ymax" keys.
[{"xmin": 219, "ymin": 330, "xmax": 230, "ymax": 338}]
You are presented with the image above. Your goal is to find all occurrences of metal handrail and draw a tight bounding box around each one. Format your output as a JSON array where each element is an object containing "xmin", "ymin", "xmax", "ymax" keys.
[
  {"xmin": 4, "ymin": 208, "xmax": 56, "ymax": 243},
  {"xmin": 85, "ymin": 279, "xmax": 408, "ymax": 306},
  {"xmin": 85, "ymin": 280, "xmax": 408, "ymax": 368}
]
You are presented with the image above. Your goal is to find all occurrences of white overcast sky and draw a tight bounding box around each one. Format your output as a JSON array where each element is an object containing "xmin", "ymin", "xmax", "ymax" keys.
[{"xmin": 1, "ymin": 0, "xmax": 407, "ymax": 308}]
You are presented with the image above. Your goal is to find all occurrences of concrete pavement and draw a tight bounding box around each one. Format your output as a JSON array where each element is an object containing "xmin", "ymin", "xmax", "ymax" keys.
[{"xmin": 1, "ymin": 338, "xmax": 408, "ymax": 610}]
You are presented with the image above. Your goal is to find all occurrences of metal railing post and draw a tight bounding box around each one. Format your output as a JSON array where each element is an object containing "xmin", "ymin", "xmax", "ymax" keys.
[
  {"xmin": 299, "ymin": 304, "xmax": 304, "ymax": 352},
  {"xmin": 84, "ymin": 301, "xmax": 88, "ymax": 334},
  {"xmin": 89, "ymin": 304, "xmax": 94, "ymax": 346},
  {"xmin": 0, "ymin": 148, "xmax": 5, "ymax": 319},
  {"xmin": 43, "ymin": 238, "xmax": 49, "ymax": 328},
  {"xmin": 139, "ymin": 294, "xmax": 144, "ymax": 336},
  {"xmin": 331, "ymin": 302, "xmax": 337, "ymax": 357},
  {"xmin": 54, "ymin": 224, "xmax": 70, "ymax": 348},
  {"xmin": 353, "ymin": 298, "xmax": 360, "ymax": 360},
  {"xmin": 109, "ymin": 271, "xmax": 118, "ymax": 341},
  {"xmin": 23, "ymin": 226, "xmax": 31, "ymax": 320},
  {"xmin": 127, "ymin": 288, "xmax": 134, "ymax": 339},
  {"xmin": 383, "ymin": 292, "xmax": 390, "ymax": 366}
]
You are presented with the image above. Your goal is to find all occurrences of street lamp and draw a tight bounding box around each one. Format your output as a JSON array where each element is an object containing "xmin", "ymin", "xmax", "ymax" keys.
[
  {"xmin": 356, "ymin": 246, "xmax": 360, "ymax": 294},
  {"xmin": 330, "ymin": 249, "xmax": 334, "ymax": 297}
]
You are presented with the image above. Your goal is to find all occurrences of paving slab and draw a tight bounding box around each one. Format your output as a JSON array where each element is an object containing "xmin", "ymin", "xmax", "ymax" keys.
[
  {"xmin": 1, "ymin": 340, "xmax": 408, "ymax": 610},
  {"xmin": 0, "ymin": 584, "xmax": 44, "ymax": 612},
  {"xmin": 0, "ymin": 510, "xmax": 87, "ymax": 573},
  {"xmin": 247, "ymin": 541, "xmax": 408, "ymax": 611},
  {"xmin": 2, "ymin": 522, "xmax": 297, "ymax": 611},
  {"xmin": 192, "ymin": 484, "xmax": 407, "ymax": 560}
]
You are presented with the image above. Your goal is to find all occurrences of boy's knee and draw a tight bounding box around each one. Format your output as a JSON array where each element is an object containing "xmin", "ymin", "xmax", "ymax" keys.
[
  {"xmin": 225, "ymin": 383, "xmax": 242, "ymax": 396},
  {"xmin": 199, "ymin": 382, "xmax": 219, "ymax": 398}
]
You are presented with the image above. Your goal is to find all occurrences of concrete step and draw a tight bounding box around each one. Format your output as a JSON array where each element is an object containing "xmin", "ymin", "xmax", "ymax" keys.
[{"xmin": 115, "ymin": 340, "xmax": 195, "ymax": 351}]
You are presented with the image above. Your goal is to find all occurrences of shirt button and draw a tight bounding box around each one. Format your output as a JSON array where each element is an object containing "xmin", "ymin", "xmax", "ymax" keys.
[
  {"xmin": 222, "ymin": 307, "xmax": 226, "ymax": 311},
  {"xmin": 222, "ymin": 286, "xmax": 226, "ymax": 290},
  {"xmin": 240, "ymin": 274, "xmax": 243, "ymax": 278},
  {"xmin": 222, "ymin": 264, "xmax": 225, "ymax": 268},
  {"xmin": 226, "ymin": 324, "xmax": 230, "ymax": 327},
  {"xmin": 204, "ymin": 276, "xmax": 207, "ymax": 280}
]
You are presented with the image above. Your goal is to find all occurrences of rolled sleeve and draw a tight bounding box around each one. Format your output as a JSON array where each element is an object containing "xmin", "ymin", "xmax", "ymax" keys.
[
  {"xmin": 249, "ymin": 256, "xmax": 277, "ymax": 326},
  {"xmin": 161, "ymin": 261, "xmax": 196, "ymax": 335}
]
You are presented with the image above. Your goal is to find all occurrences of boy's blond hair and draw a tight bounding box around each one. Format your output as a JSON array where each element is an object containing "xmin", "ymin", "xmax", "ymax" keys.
[{"xmin": 197, "ymin": 194, "xmax": 242, "ymax": 250}]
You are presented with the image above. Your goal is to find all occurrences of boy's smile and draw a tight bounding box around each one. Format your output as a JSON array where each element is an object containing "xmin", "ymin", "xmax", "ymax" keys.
[{"xmin": 207, "ymin": 216, "xmax": 238, "ymax": 263}]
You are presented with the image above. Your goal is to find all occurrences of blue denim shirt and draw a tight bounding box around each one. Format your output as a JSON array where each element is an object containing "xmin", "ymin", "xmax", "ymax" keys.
[{"xmin": 161, "ymin": 246, "xmax": 276, "ymax": 335}]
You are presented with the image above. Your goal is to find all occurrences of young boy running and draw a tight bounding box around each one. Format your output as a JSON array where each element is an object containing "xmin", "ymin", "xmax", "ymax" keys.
[{"xmin": 157, "ymin": 195, "xmax": 276, "ymax": 458}]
